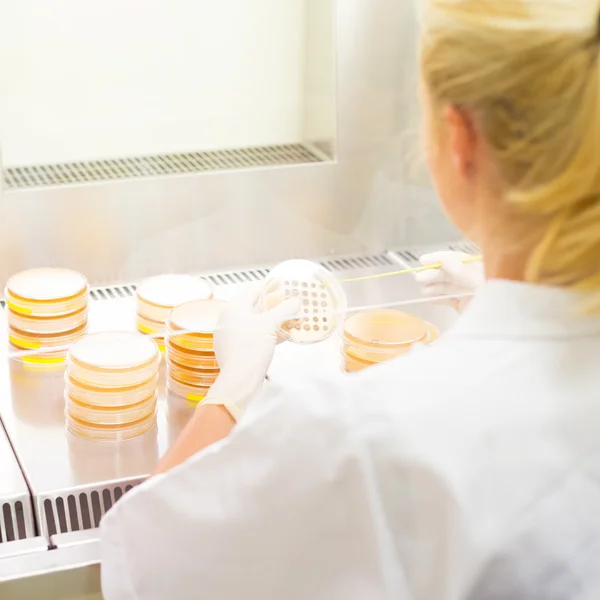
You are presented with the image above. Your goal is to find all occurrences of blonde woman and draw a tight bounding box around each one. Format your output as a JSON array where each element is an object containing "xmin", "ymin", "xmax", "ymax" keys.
[{"xmin": 101, "ymin": 2, "xmax": 600, "ymax": 599}]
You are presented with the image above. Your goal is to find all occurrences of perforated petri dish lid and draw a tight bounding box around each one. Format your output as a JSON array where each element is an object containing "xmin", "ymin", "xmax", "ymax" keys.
[
  {"xmin": 67, "ymin": 331, "xmax": 161, "ymax": 388},
  {"xmin": 137, "ymin": 275, "xmax": 213, "ymax": 323},
  {"xmin": 5, "ymin": 268, "xmax": 88, "ymax": 316},
  {"xmin": 166, "ymin": 299, "xmax": 227, "ymax": 351},
  {"xmin": 259, "ymin": 259, "xmax": 346, "ymax": 344}
]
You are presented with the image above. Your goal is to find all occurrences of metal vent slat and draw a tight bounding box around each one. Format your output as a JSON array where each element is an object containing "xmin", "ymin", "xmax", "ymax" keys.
[
  {"xmin": 319, "ymin": 254, "xmax": 392, "ymax": 272},
  {"xmin": 392, "ymin": 242, "xmax": 481, "ymax": 267},
  {"xmin": 4, "ymin": 144, "xmax": 325, "ymax": 190},
  {"xmin": 200, "ymin": 269, "xmax": 269, "ymax": 287},
  {"xmin": 448, "ymin": 241, "xmax": 481, "ymax": 255},
  {"xmin": 0, "ymin": 501, "xmax": 31, "ymax": 543},
  {"xmin": 41, "ymin": 482, "xmax": 142, "ymax": 537}
]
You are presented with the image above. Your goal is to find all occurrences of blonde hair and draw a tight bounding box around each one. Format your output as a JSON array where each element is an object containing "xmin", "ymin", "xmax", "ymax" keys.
[{"xmin": 421, "ymin": 0, "xmax": 600, "ymax": 309}]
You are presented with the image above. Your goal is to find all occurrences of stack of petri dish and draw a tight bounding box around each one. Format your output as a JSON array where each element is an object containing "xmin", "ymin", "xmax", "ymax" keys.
[
  {"xmin": 136, "ymin": 274, "xmax": 213, "ymax": 352},
  {"xmin": 5, "ymin": 268, "xmax": 89, "ymax": 366},
  {"xmin": 342, "ymin": 309, "xmax": 439, "ymax": 373},
  {"xmin": 65, "ymin": 332, "xmax": 161, "ymax": 441},
  {"xmin": 165, "ymin": 299, "xmax": 225, "ymax": 407}
]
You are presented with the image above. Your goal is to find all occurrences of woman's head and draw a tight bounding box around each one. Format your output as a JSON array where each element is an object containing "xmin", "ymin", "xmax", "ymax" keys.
[{"xmin": 420, "ymin": 1, "xmax": 600, "ymax": 298}]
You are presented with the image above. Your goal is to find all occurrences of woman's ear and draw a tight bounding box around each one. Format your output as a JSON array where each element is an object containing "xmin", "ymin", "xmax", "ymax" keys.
[{"xmin": 443, "ymin": 105, "xmax": 477, "ymax": 179}]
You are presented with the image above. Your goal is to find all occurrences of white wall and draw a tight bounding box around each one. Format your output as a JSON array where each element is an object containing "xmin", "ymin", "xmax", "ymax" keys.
[{"xmin": 0, "ymin": 0, "xmax": 307, "ymax": 165}]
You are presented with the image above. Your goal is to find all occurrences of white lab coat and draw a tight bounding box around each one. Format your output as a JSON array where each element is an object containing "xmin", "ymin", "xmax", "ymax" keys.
[{"xmin": 100, "ymin": 280, "xmax": 600, "ymax": 600}]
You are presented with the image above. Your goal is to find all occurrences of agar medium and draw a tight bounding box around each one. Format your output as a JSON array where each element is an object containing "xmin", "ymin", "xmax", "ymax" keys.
[{"xmin": 259, "ymin": 260, "xmax": 347, "ymax": 344}]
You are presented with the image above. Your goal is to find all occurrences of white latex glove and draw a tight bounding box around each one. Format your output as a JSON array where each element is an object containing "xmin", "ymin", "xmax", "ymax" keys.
[
  {"xmin": 204, "ymin": 283, "xmax": 301, "ymax": 419},
  {"xmin": 414, "ymin": 250, "xmax": 484, "ymax": 313}
]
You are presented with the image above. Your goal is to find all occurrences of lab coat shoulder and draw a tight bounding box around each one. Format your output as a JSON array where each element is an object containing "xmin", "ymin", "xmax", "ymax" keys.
[
  {"xmin": 100, "ymin": 342, "xmax": 487, "ymax": 600},
  {"xmin": 100, "ymin": 373, "xmax": 399, "ymax": 600}
]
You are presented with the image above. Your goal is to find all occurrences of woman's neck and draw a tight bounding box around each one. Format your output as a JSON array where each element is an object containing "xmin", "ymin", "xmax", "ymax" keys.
[{"xmin": 480, "ymin": 241, "xmax": 529, "ymax": 282}]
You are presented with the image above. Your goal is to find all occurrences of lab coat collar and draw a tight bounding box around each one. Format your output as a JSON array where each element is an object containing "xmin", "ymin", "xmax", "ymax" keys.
[{"xmin": 449, "ymin": 279, "xmax": 600, "ymax": 339}]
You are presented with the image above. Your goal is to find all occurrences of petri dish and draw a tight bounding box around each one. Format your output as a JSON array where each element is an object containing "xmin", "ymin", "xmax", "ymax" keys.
[
  {"xmin": 341, "ymin": 350, "xmax": 371, "ymax": 373},
  {"xmin": 166, "ymin": 299, "xmax": 226, "ymax": 351},
  {"xmin": 5, "ymin": 268, "xmax": 88, "ymax": 317},
  {"xmin": 166, "ymin": 360, "xmax": 219, "ymax": 387},
  {"xmin": 167, "ymin": 388, "xmax": 200, "ymax": 414},
  {"xmin": 10, "ymin": 344, "xmax": 69, "ymax": 368},
  {"xmin": 164, "ymin": 340, "xmax": 219, "ymax": 370},
  {"xmin": 137, "ymin": 274, "xmax": 213, "ymax": 323},
  {"xmin": 67, "ymin": 332, "xmax": 161, "ymax": 388},
  {"xmin": 341, "ymin": 316, "xmax": 440, "ymax": 371},
  {"xmin": 342, "ymin": 338, "xmax": 415, "ymax": 363},
  {"xmin": 65, "ymin": 391, "xmax": 157, "ymax": 425},
  {"xmin": 167, "ymin": 377, "xmax": 211, "ymax": 404},
  {"xmin": 65, "ymin": 372, "xmax": 160, "ymax": 407},
  {"xmin": 258, "ymin": 259, "xmax": 346, "ymax": 344},
  {"xmin": 343, "ymin": 317, "xmax": 439, "ymax": 363},
  {"xmin": 8, "ymin": 322, "xmax": 87, "ymax": 351},
  {"xmin": 343, "ymin": 310, "xmax": 428, "ymax": 357},
  {"xmin": 135, "ymin": 314, "xmax": 166, "ymax": 352},
  {"xmin": 424, "ymin": 322, "xmax": 440, "ymax": 344},
  {"xmin": 136, "ymin": 312, "xmax": 165, "ymax": 336},
  {"xmin": 66, "ymin": 408, "xmax": 157, "ymax": 442},
  {"xmin": 7, "ymin": 306, "xmax": 88, "ymax": 335}
]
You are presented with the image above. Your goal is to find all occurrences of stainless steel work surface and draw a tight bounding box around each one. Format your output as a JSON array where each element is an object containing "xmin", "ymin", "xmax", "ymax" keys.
[
  {"xmin": 0, "ymin": 418, "xmax": 35, "ymax": 544},
  {"xmin": 0, "ymin": 296, "xmax": 178, "ymax": 541},
  {"xmin": 0, "ymin": 252, "xmax": 454, "ymax": 542}
]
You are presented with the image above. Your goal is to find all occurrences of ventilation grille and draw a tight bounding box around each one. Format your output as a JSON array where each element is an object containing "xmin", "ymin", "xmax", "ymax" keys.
[
  {"xmin": 320, "ymin": 254, "xmax": 393, "ymax": 271},
  {"xmin": 90, "ymin": 284, "xmax": 136, "ymax": 301},
  {"xmin": 3, "ymin": 144, "xmax": 325, "ymax": 190},
  {"xmin": 89, "ymin": 268, "xmax": 269, "ymax": 301},
  {"xmin": 204, "ymin": 268, "xmax": 269, "ymax": 287},
  {"xmin": 394, "ymin": 242, "xmax": 481, "ymax": 266},
  {"xmin": 0, "ymin": 501, "xmax": 33, "ymax": 543},
  {"xmin": 448, "ymin": 241, "xmax": 481, "ymax": 255},
  {"xmin": 41, "ymin": 482, "xmax": 141, "ymax": 538},
  {"xmin": 392, "ymin": 248, "xmax": 423, "ymax": 266}
]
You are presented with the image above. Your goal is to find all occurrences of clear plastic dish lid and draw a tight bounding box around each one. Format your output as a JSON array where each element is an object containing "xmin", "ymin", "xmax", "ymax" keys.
[
  {"xmin": 259, "ymin": 260, "xmax": 346, "ymax": 344},
  {"xmin": 65, "ymin": 407, "xmax": 157, "ymax": 442},
  {"xmin": 5, "ymin": 268, "xmax": 88, "ymax": 316},
  {"xmin": 166, "ymin": 299, "xmax": 226, "ymax": 351},
  {"xmin": 137, "ymin": 275, "xmax": 213, "ymax": 322},
  {"xmin": 67, "ymin": 331, "xmax": 161, "ymax": 388},
  {"xmin": 343, "ymin": 310, "xmax": 430, "ymax": 349}
]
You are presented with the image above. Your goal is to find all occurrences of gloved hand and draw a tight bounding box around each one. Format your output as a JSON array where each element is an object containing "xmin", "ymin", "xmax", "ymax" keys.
[
  {"xmin": 204, "ymin": 283, "xmax": 301, "ymax": 419},
  {"xmin": 414, "ymin": 251, "xmax": 484, "ymax": 312}
]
